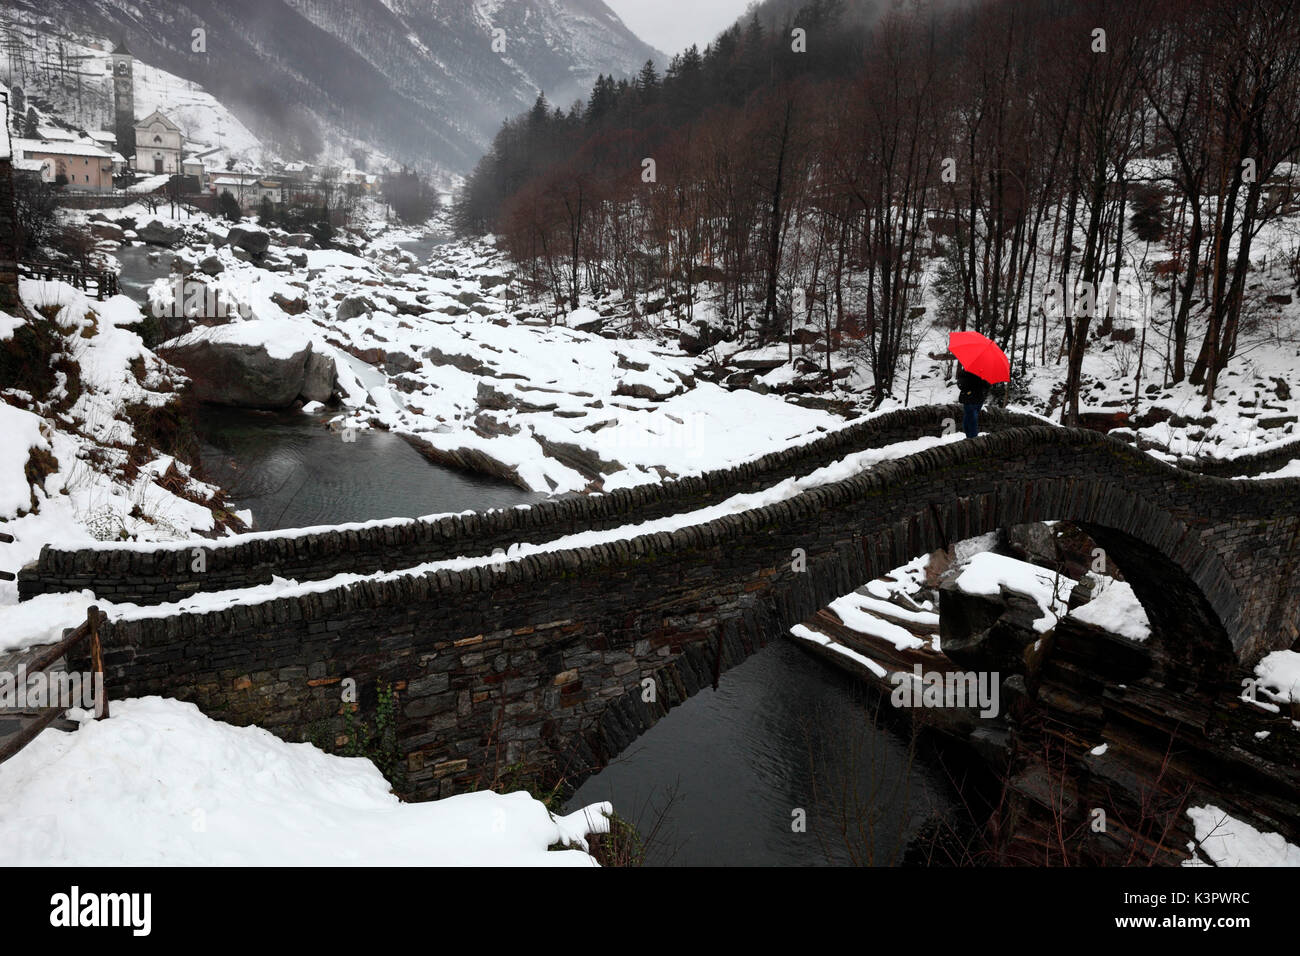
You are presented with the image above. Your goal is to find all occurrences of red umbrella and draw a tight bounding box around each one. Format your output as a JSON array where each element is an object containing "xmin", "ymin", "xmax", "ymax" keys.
[{"xmin": 948, "ymin": 331, "xmax": 1010, "ymax": 384}]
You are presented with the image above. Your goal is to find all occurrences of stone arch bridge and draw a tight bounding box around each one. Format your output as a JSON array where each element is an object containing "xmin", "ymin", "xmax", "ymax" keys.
[{"xmin": 18, "ymin": 406, "xmax": 1300, "ymax": 799}]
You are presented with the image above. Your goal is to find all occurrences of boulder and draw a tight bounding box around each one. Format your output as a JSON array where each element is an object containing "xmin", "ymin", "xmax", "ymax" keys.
[
  {"xmin": 678, "ymin": 320, "xmax": 726, "ymax": 356},
  {"xmin": 301, "ymin": 349, "xmax": 338, "ymax": 404},
  {"xmin": 88, "ymin": 221, "xmax": 125, "ymax": 242},
  {"xmin": 136, "ymin": 220, "xmax": 183, "ymax": 247},
  {"xmin": 157, "ymin": 322, "xmax": 328, "ymax": 409},
  {"xmin": 382, "ymin": 349, "xmax": 419, "ymax": 373},
  {"xmin": 938, "ymin": 582, "xmax": 1045, "ymax": 674},
  {"xmin": 1005, "ymin": 523, "xmax": 1058, "ymax": 569},
  {"xmin": 226, "ymin": 226, "xmax": 271, "ymax": 257},
  {"xmin": 425, "ymin": 346, "xmax": 492, "ymax": 376},
  {"xmin": 1077, "ymin": 410, "xmax": 1130, "ymax": 433},
  {"xmin": 613, "ymin": 379, "xmax": 683, "ymax": 401},
  {"xmin": 336, "ymin": 294, "xmax": 375, "ymax": 322},
  {"xmin": 271, "ymin": 292, "xmax": 308, "ymax": 315},
  {"xmin": 198, "ymin": 255, "xmax": 224, "ymax": 276}
]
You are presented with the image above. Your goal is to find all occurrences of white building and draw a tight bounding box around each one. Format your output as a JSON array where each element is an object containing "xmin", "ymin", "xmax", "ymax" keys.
[
  {"xmin": 133, "ymin": 110, "xmax": 184, "ymax": 175},
  {"xmin": 211, "ymin": 173, "xmax": 281, "ymax": 210}
]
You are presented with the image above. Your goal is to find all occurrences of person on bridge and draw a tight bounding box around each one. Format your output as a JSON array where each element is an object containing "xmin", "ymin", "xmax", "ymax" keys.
[
  {"xmin": 956, "ymin": 367, "xmax": 990, "ymax": 439},
  {"xmin": 947, "ymin": 331, "xmax": 1010, "ymax": 440}
]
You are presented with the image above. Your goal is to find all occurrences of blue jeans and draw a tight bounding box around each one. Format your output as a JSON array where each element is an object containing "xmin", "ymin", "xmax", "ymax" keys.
[{"xmin": 963, "ymin": 403, "xmax": 980, "ymax": 439}]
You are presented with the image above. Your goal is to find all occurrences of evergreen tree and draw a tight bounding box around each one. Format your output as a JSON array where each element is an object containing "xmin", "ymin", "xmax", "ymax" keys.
[{"xmin": 217, "ymin": 189, "xmax": 242, "ymax": 222}]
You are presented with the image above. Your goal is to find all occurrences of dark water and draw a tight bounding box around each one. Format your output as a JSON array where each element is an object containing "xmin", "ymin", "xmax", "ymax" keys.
[
  {"xmin": 195, "ymin": 405, "xmax": 537, "ymax": 531},
  {"xmin": 112, "ymin": 243, "xmax": 172, "ymax": 301},
  {"xmin": 396, "ymin": 234, "xmax": 452, "ymax": 262},
  {"xmin": 566, "ymin": 639, "xmax": 956, "ymax": 866}
]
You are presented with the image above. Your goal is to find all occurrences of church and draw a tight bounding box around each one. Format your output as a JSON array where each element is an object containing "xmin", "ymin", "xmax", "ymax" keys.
[
  {"xmin": 133, "ymin": 110, "xmax": 184, "ymax": 175},
  {"xmin": 108, "ymin": 41, "xmax": 184, "ymax": 176}
]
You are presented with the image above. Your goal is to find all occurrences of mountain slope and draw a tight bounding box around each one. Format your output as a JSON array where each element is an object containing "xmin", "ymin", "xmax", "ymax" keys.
[{"xmin": 6, "ymin": 0, "xmax": 661, "ymax": 173}]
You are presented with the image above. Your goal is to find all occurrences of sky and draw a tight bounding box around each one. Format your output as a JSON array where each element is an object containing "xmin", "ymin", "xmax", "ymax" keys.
[{"xmin": 604, "ymin": 0, "xmax": 755, "ymax": 58}]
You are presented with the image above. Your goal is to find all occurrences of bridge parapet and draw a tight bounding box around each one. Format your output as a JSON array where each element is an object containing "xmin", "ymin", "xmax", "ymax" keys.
[{"xmin": 19, "ymin": 405, "xmax": 1047, "ymax": 605}]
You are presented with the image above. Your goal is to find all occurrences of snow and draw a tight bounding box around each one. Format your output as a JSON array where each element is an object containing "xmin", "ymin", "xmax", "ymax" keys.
[
  {"xmin": 1255, "ymin": 650, "xmax": 1300, "ymax": 704},
  {"xmin": 953, "ymin": 551, "xmax": 1075, "ymax": 632},
  {"xmin": 0, "ymin": 697, "xmax": 611, "ymax": 866},
  {"xmin": 0, "ymin": 591, "xmax": 98, "ymax": 654},
  {"xmin": 826, "ymin": 592, "xmax": 928, "ymax": 651},
  {"xmin": 789, "ymin": 624, "xmax": 888, "ymax": 678},
  {"xmin": 0, "ymin": 403, "xmax": 47, "ymax": 518},
  {"xmin": 1185, "ymin": 805, "xmax": 1300, "ymax": 867},
  {"xmin": 1068, "ymin": 576, "xmax": 1151, "ymax": 642},
  {"xmin": 1250, "ymin": 459, "xmax": 1300, "ymax": 479},
  {"xmin": 566, "ymin": 306, "xmax": 601, "ymax": 326},
  {"xmin": 0, "ymin": 311, "xmax": 22, "ymax": 342},
  {"xmin": 160, "ymin": 319, "xmax": 313, "ymax": 362}
]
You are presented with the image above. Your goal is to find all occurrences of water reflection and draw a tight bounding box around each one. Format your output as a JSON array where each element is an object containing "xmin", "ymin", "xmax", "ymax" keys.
[
  {"xmin": 567, "ymin": 639, "xmax": 955, "ymax": 866},
  {"xmin": 195, "ymin": 404, "xmax": 538, "ymax": 531}
]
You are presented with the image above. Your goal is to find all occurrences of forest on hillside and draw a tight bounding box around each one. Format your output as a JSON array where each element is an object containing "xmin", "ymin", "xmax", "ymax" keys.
[{"xmin": 453, "ymin": 0, "xmax": 1300, "ymax": 420}]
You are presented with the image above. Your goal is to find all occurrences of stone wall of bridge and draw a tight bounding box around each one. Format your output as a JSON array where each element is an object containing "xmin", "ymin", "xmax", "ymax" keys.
[
  {"xmin": 78, "ymin": 426, "xmax": 1299, "ymax": 801},
  {"xmin": 20, "ymin": 405, "xmax": 1047, "ymax": 604}
]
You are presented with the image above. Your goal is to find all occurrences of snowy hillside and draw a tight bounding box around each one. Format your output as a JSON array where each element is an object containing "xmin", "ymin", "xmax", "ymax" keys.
[
  {"xmin": 2, "ymin": 0, "xmax": 661, "ymax": 173},
  {"xmin": 0, "ymin": 23, "xmax": 265, "ymax": 164}
]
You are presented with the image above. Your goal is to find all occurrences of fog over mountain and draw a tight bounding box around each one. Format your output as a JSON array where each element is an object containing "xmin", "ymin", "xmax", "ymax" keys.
[{"xmin": 12, "ymin": 0, "xmax": 662, "ymax": 172}]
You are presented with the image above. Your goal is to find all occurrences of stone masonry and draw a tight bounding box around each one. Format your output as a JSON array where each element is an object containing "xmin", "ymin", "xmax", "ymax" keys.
[{"xmin": 52, "ymin": 422, "xmax": 1299, "ymax": 802}]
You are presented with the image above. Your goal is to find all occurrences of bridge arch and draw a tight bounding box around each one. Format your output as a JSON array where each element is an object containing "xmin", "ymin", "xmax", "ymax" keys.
[{"xmin": 573, "ymin": 426, "xmax": 1290, "ymax": 779}]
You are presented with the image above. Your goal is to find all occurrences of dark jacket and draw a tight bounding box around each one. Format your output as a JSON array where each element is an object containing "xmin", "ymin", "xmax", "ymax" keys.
[{"xmin": 957, "ymin": 368, "xmax": 990, "ymax": 407}]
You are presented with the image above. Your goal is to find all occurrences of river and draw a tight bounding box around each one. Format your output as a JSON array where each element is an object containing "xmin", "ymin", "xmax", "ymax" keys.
[{"xmin": 111, "ymin": 234, "xmax": 959, "ymax": 866}]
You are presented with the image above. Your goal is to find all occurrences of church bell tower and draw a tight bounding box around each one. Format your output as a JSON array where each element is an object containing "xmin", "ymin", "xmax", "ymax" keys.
[{"xmin": 110, "ymin": 41, "xmax": 134, "ymax": 170}]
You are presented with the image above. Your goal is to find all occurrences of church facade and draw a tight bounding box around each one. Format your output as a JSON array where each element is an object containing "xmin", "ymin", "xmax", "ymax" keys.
[{"xmin": 133, "ymin": 110, "xmax": 184, "ymax": 175}]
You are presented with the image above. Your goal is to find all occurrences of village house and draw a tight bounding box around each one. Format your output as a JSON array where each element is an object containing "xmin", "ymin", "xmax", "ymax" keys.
[
  {"xmin": 211, "ymin": 173, "xmax": 282, "ymax": 211},
  {"xmin": 181, "ymin": 154, "xmax": 207, "ymax": 189},
  {"xmin": 133, "ymin": 110, "xmax": 183, "ymax": 175},
  {"xmin": 12, "ymin": 137, "xmax": 115, "ymax": 190}
]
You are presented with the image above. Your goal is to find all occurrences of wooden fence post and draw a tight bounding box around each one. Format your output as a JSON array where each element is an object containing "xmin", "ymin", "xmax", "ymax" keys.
[{"xmin": 88, "ymin": 605, "xmax": 108, "ymax": 720}]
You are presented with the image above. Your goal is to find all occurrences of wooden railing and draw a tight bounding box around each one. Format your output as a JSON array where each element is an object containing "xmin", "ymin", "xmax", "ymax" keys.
[
  {"xmin": 0, "ymin": 530, "xmax": 12, "ymax": 582},
  {"xmin": 17, "ymin": 259, "xmax": 119, "ymax": 300},
  {"xmin": 0, "ymin": 605, "xmax": 109, "ymax": 766}
]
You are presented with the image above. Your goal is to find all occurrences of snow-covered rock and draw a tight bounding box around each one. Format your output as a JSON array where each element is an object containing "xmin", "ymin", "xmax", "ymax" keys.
[
  {"xmin": 226, "ymin": 224, "xmax": 270, "ymax": 258},
  {"xmin": 158, "ymin": 321, "xmax": 336, "ymax": 409},
  {"xmin": 136, "ymin": 220, "xmax": 183, "ymax": 247}
]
